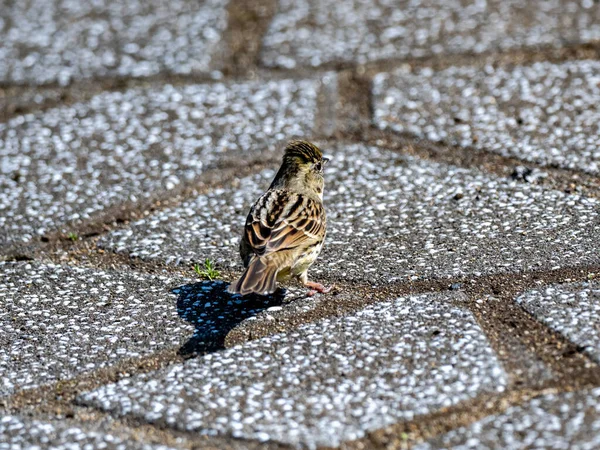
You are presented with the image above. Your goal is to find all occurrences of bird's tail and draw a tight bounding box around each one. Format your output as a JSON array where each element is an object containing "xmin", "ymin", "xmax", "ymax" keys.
[{"xmin": 227, "ymin": 257, "xmax": 278, "ymax": 296}]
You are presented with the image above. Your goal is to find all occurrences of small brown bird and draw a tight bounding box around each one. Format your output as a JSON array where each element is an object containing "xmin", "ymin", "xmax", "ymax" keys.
[{"xmin": 228, "ymin": 140, "xmax": 331, "ymax": 296}]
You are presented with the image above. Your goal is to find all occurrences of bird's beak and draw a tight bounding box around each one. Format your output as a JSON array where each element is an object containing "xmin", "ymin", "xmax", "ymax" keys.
[{"xmin": 322, "ymin": 157, "xmax": 331, "ymax": 164}]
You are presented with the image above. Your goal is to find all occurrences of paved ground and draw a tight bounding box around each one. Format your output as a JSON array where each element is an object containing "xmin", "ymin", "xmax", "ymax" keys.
[
  {"xmin": 1, "ymin": 0, "xmax": 600, "ymax": 449},
  {"xmin": 0, "ymin": 415, "xmax": 176, "ymax": 450}
]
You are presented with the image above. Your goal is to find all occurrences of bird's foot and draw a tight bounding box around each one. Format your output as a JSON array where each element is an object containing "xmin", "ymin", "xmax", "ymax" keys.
[{"xmin": 304, "ymin": 281, "xmax": 333, "ymax": 297}]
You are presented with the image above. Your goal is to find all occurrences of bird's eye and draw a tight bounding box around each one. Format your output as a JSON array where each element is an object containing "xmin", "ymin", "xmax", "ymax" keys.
[{"xmin": 314, "ymin": 162, "xmax": 322, "ymax": 172}]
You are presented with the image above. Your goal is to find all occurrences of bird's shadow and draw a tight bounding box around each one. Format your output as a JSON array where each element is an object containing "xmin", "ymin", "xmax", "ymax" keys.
[{"xmin": 173, "ymin": 281, "xmax": 286, "ymax": 358}]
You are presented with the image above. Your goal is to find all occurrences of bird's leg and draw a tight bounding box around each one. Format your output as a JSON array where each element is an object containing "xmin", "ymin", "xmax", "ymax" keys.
[{"xmin": 299, "ymin": 272, "xmax": 333, "ymax": 296}]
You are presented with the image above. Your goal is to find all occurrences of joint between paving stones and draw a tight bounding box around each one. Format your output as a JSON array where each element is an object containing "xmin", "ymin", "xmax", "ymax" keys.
[
  {"xmin": 358, "ymin": 131, "xmax": 600, "ymax": 198},
  {"xmin": 0, "ymin": 349, "xmax": 292, "ymax": 449},
  {"xmin": 330, "ymin": 43, "xmax": 600, "ymax": 198},
  {"xmin": 224, "ymin": 265, "xmax": 600, "ymax": 389},
  {"xmin": 0, "ymin": 0, "xmax": 280, "ymax": 123},
  {"xmin": 222, "ymin": 0, "xmax": 278, "ymax": 77},
  {"xmin": 0, "ymin": 157, "xmax": 280, "ymax": 261},
  {"xmin": 3, "ymin": 38, "xmax": 599, "ymax": 127},
  {"xmin": 441, "ymin": 265, "xmax": 600, "ymax": 388},
  {"xmin": 255, "ymin": 40, "xmax": 600, "ymax": 78},
  {"xmin": 342, "ymin": 388, "xmax": 562, "ymax": 450},
  {"xmin": 332, "ymin": 72, "xmax": 600, "ymax": 200},
  {"xmin": 328, "ymin": 274, "xmax": 600, "ymax": 449},
  {"xmin": 359, "ymin": 40, "xmax": 600, "ymax": 77}
]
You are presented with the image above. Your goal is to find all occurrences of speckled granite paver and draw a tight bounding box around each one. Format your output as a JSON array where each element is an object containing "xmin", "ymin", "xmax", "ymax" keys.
[
  {"xmin": 416, "ymin": 388, "xmax": 600, "ymax": 450},
  {"xmin": 374, "ymin": 60, "xmax": 600, "ymax": 174},
  {"xmin": 0, "ymin": 79, "xmax": 319, "ymax": 249},
  {"xmin": 0, "ymin": 415, "xmax": 174, "ymax": 450},
  {"xmin": 0, "ymin": 262, "xmax": 192, "ymax": 395},
  {"xmin": 261, "ymin": 0, "xmax": 600, "ymax": 69},
  {"xmin": 80, "ymin": 292, "xmax": 507, "ymax": 448},
  {"xmin": 0, "ymin": 0, "xmax": 228, "ymax": 86},
  {"xmin": 99, "ymin": 143, "xmax": 600, "ymax": 284},
  {"xmin": 516, "ymin": 282, "xmax": 600, "ymax": 364}
]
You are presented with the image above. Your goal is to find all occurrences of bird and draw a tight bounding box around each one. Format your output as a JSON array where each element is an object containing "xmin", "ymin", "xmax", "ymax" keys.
[{"xmin": 227, "ymin": 140, "xmax": 331, "ymax": 297}]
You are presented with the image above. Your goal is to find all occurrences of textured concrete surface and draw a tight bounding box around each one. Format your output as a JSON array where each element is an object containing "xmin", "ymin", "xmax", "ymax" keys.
[
  {"xmin": 517, "ymin": 282, "xmax": 600, "ymax": 364},
  {"xmin": 3, "ymin": 0, "xmax": 600, "ymax": 447},
  {"xmin": 0, "ymin": 0, "xmax": 229, "ymax": 86},
  {"xmin": 416, "ymin": 388, "xmax": 600, "ymax": 450},
  {"xmin": 0, "ymin": 79, "xmax": 319, "ymax": 249},
  {"xmin": 374, "ymin": 60, "xmax": 600, "ymax": 174},
  {"xmin": 99, "ymin": 143, "xmax": 600, "ymax": 284},
  {"xmin": 261, "ymin": 0, "xmax": 600, "ymax": 69},
  {"xmin": 0, "ymin": 415, "xmax": 175, "ymax": 450},
  {"xmin": 0, "ymin": 262, "xmax": 191, "ymax": 395},
  {"xmin": 80, "ymin": 292, "xmax": 507, "ymax": 448}
]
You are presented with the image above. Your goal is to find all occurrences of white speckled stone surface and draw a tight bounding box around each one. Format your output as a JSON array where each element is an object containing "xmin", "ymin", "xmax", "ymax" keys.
[
  {"xmin": 416, "ymin": 388, "xmax": 600, "ymax": 450},
  {"xmin": 374, "ymin": 60, "xmax": 600, "ymax": 174},
  {"xmin": 0, "ymin": 415, "xmax": 175, "ymax": 450},
  {"xmin": 261, "ymin": 0, "xmax": 600, "ymax": 69},
  {"xmin": 516, "ymin": 282, "xmax": 600, "ymax": 364},
  {"xmin": 79, "ymin": 292, "xmax": 507, "ymax": 448},
  {"xmin": 98, "ymin": 143, "xmax": 600, "ymax": 284},
  {"xmin": 0, "ymin": 0, "xmax": 229, "ymax": 86},
  {"xmin": 0, "ymin": 79, "xmax": 319, "ymax": 248},
  {"xmin": 0, "ymin": 262, "xmax": 191, "ymax": 396}
]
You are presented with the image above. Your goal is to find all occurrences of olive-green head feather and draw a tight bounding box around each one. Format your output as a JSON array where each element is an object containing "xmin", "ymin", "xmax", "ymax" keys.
[
  {"xmin": 270, "ymin": 140, "xmax": 329, "ymax": 198},
  {"xmin": 283, "ymin": 140, "xmax": 323, "ymax": 164}
]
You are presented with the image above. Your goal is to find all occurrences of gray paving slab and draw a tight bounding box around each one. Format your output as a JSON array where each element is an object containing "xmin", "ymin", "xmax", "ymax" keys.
[
  {"xmin": 0, "ymin": 415, "xmax": 175, "ymax": 450},
  {"xmin": 99, "ymin": 143, "xmax": 600, "ymax": 284},
  {"xmin": 0, "ymin": 78, "xmax": 320, "ymax": 249},
  {"xmin": 79, "ymin": 292, "xmax": 507, "ymax": 448},
  {"xmin": 0, "ymin": 261, "xmax": 194, "ymax": 395},
  {"xmin": 416, "ymin": 388, "xmax": 600, "ymax": 450},
  {"xmin": 261, "ymin": 0, "xmax": 600, "ymax": 69},
  {"xmin": 374, "ymin": 60, "xmax": 600, "ymax": 174},
  {"xmin": 0, "ymin": 0, "xmax": 228, "ymax": 86},
  {"xmin": 516, "ymin": 282, "xmax": 600, "ymax": 364}
]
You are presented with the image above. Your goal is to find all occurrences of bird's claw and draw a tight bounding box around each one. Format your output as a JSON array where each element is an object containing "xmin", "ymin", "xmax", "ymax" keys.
[{"xmin": 304, "ymin": 281, "xmax": 334, "ymax": 296}]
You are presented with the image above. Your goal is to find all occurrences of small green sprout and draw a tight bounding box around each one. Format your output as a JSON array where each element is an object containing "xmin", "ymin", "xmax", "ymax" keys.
[
  {"xmin": 193, "ymin": 259, "xmax": 220, "ymax": 281},
  {"xmin": 67, "ymin": 232, "xmax": 79, "ymax": 241}
]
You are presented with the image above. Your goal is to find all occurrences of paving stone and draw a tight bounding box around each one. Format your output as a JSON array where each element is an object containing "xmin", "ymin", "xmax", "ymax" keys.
[
  {"xmin": 416, "ymin": 388, "xmax": 600, "ymax": 450},
  {"xmin": 0, "ymin": 0, "xmax": 228, "ymax": 86},
  {"xmin": 261, "ymin": 0, "xmax": 600, "ymax": 69},
  {"xmin": 374, "ymin": 60, "xmax": 600, "ymax": 174},
  {"xmin": 516, "ymin": 281, "xmax": 600, "ymax": 364},
  {"xmin": 80, "ymin": 292, "xmax": 507, "ymax": 448},
  {"xmin": 0, "ymin": 79, "xmax": 320, "ymax": 249},
  {"xmin": 0, "ymin": 415, "xmax": 175, "ymax": 450},
  {"xmin": 0, "ymin": 261, "xmax": 193, "ymax": 395},
  {"xmin": 99, "ymin": 143, "xmax": 600, "ymax": 284}
]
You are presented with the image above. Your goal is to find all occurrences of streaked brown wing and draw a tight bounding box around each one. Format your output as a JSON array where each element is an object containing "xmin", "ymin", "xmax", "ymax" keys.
[{"xmin": 243, "ymin": 189, "xmax": 325, "ymax": 258}]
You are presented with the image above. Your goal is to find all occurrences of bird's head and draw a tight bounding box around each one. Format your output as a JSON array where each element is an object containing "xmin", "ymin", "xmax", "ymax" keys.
[{"xmin": 270, "ymin": 140, "xmax": 330, "ymax": 198}]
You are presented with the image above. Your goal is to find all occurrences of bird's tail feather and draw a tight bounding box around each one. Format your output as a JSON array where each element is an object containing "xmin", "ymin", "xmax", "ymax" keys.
[{"xmin": 227, "ymin": 258, "xmax": 278, "ymax": 296}]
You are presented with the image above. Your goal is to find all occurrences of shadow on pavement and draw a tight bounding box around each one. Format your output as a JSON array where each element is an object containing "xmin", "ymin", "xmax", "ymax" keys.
[{"xmin": 173, "ymin": 280, "xmax": 286, "ymax": 358}]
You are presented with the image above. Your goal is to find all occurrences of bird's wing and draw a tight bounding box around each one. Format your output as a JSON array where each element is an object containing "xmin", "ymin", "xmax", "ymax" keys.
[{"xmin": 243, "ymin": 189, "xmax": 325, "ymax": 258}]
